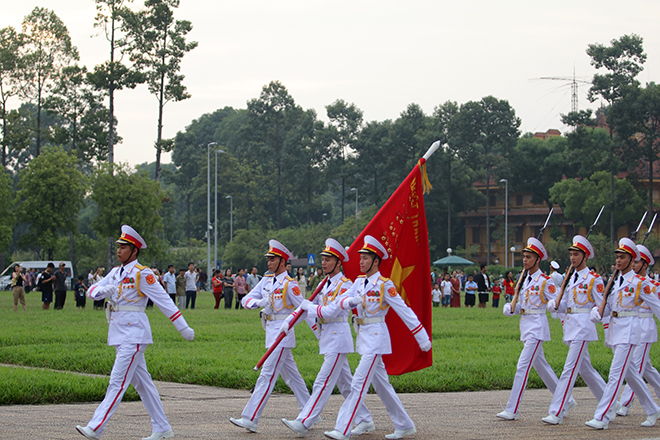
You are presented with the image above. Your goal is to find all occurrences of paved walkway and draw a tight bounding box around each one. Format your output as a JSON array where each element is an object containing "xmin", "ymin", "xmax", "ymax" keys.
[{"xmin": 3, "ymin": 377, "xmax": 660, "ymax": 440}]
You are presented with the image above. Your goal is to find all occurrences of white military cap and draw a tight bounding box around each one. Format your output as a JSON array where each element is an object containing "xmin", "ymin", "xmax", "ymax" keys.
[
  {"xmin": 637, "ymin": 244, "xmax": 655, "ymax": 266},
  {"xmin": 615, "ymin": 237, "xmax": 641, "ymax": 261},
  {"xmin": 320, "ymin": 238, "xmax": 349, "ymax": 262},
  {"xmin": 116, "ymin": 225, "xmax": 147, "ymax": 249},
  {"xmin": 358, "ymin": 235, "xmax": 389, "ymax": 260},
  {"xmin": 523, "ymin": 237, "xmax": 547, "ymax": 261},
  {"xmin": 550, "ymin": 261, "xmax": 560, "ymax": 270},
  {"xmin": 264, "ymin": 239, "xmax": 293, "ymax": 261},
  {"xmin": 568, "ymin": 235, "xmax": 594, "ymax": 259}
]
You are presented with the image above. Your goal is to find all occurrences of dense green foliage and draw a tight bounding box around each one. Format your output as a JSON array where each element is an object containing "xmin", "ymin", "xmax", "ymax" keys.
[{"xmin": 0, "ymin": 290, "xmax": 649, "ymax": 405}]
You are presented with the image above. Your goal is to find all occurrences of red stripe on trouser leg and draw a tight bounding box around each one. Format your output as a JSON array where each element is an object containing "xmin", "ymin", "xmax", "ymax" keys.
[
  {"xmin": 301, "ymin": 354, "xmax": 340, "ymax": 425},
  {"xmin": 94, "ymin": 344, "xmax": 140, "ymax": 431},
  {"xmin": 250, "ymin": 348, "xmax": 285, "ymax": 421},
  {"xmin": 555, "ymin": 341, "xmax": 585, "ymax": 416},
  {"xmin": 513, "ymin": 340, "xmax": 541, "ymax": 414},
  {"xmin": 343, "ymin": 356, "xmax": 378, "ymax": 436},
  {"xmin": 599, "ymin": 345, "xmax": 633, "ymax": 420}
]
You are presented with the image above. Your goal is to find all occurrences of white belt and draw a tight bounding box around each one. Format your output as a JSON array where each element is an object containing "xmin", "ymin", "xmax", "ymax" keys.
[
  {"xmin": 110, "ymin": 304, "xmax": 145, "ymax": 312},
  {"xmin": 566, "ymin": 307, "xmax": 590, "ymax": 314},
  {"xmin": 264, "ymin": 314, "xmax": 289, "ymax": 321},
  {"xmin": 318, "ymin": 317, "xmax": 348, "ymax": 324},
  {"xmin": 638, "ymin": 312, "xmax": 653, "ymax": 318},
  {"xmin": 357, "ymin": 317, "xmax": 385, "ymax": 325},
  {"xmin": 611, "ymin": 311, "xmax": 637, "ymax": 318},
  {"xmin": 520, "ymin": 309, "xmax": 545, "ymax": 315}
]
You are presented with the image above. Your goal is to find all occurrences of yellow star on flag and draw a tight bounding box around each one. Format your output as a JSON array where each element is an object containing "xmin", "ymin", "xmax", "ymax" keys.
[{"xmin": 389, "ymin": 258, "xmax": 415, "ymax": 305}]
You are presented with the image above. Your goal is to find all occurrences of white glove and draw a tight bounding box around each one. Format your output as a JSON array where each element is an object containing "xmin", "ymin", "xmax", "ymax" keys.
[
  {"xmin": 419, "ymin": 340, "xmax": 432, "ymax": 352},
  {"xmin": 180, "ymin": 326, "xmax": 195, "ymax": 341},
  {"xmin": 503, "ymin": 303, "xmax": 513, "ymax": 317},
  {"xmin": 255, "ymin": 297, "xmax": 269, "ymax": 308},
  {"xmin": 100, "ymin": 284, "xmax": 118, "ymax": 297},
  {"xmin": 279, "ymin": 321, "xmax": 290, "ymax": 335},
  {"xmin": 590, "ymin": 307, "xmax": 602, "ymax": 323},
  {"xmin": 347, "ymin": 295, "xmax": 362, "ymax": 308},
  {"xmin": 300, "ymin": 300, "xmax": 314, "ymax": 311},
  {"xmin": 547, "ymin": 299, "xmax": 557, "ymax": 312}
]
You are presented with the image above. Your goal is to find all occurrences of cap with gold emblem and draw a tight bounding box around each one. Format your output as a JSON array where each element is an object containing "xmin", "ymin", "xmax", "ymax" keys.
[
  {"xmin": 615, "ymin": 237, "xmax": 640, "ymax": 261},
  {"xmin": 637, "ymin": 244, "xmax": 655, "ymax": 266},
  {"xmin": 568, "ymin": 235, "xmax": 594, "ymax": 259},
  {"xmin": 320, "ymin": 238, "xmax": 349, "ymax": 262},
  {"xmin": 116, "ymin": 225, "xmax": 147, "ymax": 249},
  {"xmin": 264, "ymin": 239, "xmax": 293, "ymax": 261},
  {"xmin": 358, "ymin": 235, "xmax": 389, "ymax": 260},
  {"xmin": 523, "ymin": 237, "xmax": 547, "ymax": 261}
]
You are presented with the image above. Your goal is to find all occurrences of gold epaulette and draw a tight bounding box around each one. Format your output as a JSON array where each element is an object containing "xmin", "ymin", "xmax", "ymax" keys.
[
  {"xmin": 636, "ymin": 274, "xmax": 645, "ymax": 280},
  {"xmin": 341, "ymin": 277, "xmax": 350, "ymax": 282},
  {"xmin": 540, "ymin": 273, "xmax": 550, "ymax": 279},
  {"xmin": 589, "ymin": 270, "xmax": 601, "ymax": 278},
  {"xmin": 357, "ymin": 275, "xmax": 367, "ymax": 278},
  {"xmin": 651, "ymin": 279, "xmax": 660, "ymax": 287},
  {"xmin": 285, "ymin": 275, "xmax": 295, "ymax": 281},
  {"xmin": 264, "ymin": 273, "xmax": 274, "ymax": 277},
  {"xmin": 135, "ymin": 264, "xmax": 148, "ymax": 270}
]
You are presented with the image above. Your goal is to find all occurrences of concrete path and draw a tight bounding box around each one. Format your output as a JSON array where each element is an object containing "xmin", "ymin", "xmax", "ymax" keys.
[{"xmin": 2, "ymin": 378, "xmax": 660, "ymax": 439}]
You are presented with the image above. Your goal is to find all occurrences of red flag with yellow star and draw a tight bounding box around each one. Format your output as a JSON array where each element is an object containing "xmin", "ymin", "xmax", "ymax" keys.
[{"xmin": 343, "ymin": 158, "xmax": 433, "ymax": 375}]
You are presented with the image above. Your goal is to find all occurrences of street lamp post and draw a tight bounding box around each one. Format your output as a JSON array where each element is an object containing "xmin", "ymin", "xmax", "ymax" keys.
[
  {"xmin": 322, "ymin": 213, "xmax": 327, "ymax": 223},
  {"xmin": 207, "ymin": 142, "xmax": 217, "ymax": 282},
  {"xmin": 214, "ymin": 149, "xmax": 226, "ymax": 272},
  {"xmin": 350, "ymin": 187, "xmax": 358, "ymax": 238},
  {"xmin": 510, "ymin": 246, "xmax": 516, "ymax": 268},
  {"xmin": 226, "ymin": 195, "xmax": 233, "ymax": 242},
  {"xmin": 500, "ymin": 179, "xmax": 508, "ymax": 267}
]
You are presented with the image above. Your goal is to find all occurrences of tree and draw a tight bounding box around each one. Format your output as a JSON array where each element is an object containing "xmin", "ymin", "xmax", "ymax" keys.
[
  {"xmin": 91, "ymin": 162, "xmax": 163, "ymax": 267},
  {"xmin": 0, "ymin": 26, "xmax": 22, "ymax": 167},
  {"xmin": 46, "ymin": 64, "xmax": 113, "ymax": 165},
  {"xmin": 610, "ymin": 82, "xmax": 660, "ymax": 215},
  {"xmin": 549, "ymin": 171, "xmax": 644, "ymax": 235},
  {"xmin": 16, "ymin": 7, "xmax": 79, "ymax": 157},
  {"xmin": 325, "ymin": 99, "xmax": 363, "ymax": 221},
  {"xmin": 587, "ymin": 34, "xmax": 646, "ymax": 243},
  {"xmin": 90, "ymin": 0, "xmax": 144, "ymax": 165},
  {"xmin": 122, "ymin": 0, "xmax": 198, "ymax": 182},
  {"xmin": 0, "ymin": 168, "xmax": 15, "ymax": 253},
  {"xmin": 16, "ymin": 147, "xmax": 86, "ymax": 259},
  {"xmin": 450, "ymin": 96, "xmax": 521, "ymax": 264}
]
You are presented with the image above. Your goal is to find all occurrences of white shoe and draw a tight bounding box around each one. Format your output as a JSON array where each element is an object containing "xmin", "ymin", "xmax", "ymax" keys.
[
  {"xmin": 351, "ymin": 420, "xmax": 376, "ymax": 435},
  {"xmin": 385, "ymin": 427, "xmax": 416, "ymax": 439},
  {"xmin": 496, "ymin": 410, "xmax": 519, "ymax": 420},
  {"xmin": 76, "ymin": 426, "xmax": 100, "ymax": 440},
  {"xmin": 616, "ymin": 404, "xmax": 629, "ymax": 416},
  {"xmin": 541, "ymin": 415, "xmax": 562, "ymax": 425},
  {"xmin": 641, "ymin": 410, "xmax": 660, "ymax": 427},
  {"xmin": 282, "ymin": 419, "xmax": 308, "ymax": 435},
  {"xmin": 562, "ymin": 399, "xmax": 577, "ymax": 416},
  {"xmin": 230, "ymin": 417, "xmax": 258, "ymax": 432},
  {"xmin": 585, "ymin": 418, "xmax": 608, "ymax": 429},
  {"xmin": 142, "ymin": 430, "xmax": 174, "ymax": 440},
  {"xmin": 324, "ymin": 430, "xmax": 349, "ymax": 440}
]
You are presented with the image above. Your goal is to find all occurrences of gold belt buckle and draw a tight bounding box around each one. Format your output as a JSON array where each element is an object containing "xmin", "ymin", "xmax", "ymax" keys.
[
  {"xmin": 611, "ymin": 311, "xmax": 619, "ymax": 318},
  {"xmin": 265, "ymin": 314, "xmax": 273, "ymax": 321},
  {"xmin": 357, "ymin": 318, "xmax": 365, "ymax": 325},
  {"xmin": 567, "ymin": 307, "xmax": 572, "ymax": 314},
  {"xmin": 319, "ymin": 318, "xmax": 327, "ymax": 324},
  {"xmin": 520, "ymin": 309, "xmax": 526, "ymax": 315}
]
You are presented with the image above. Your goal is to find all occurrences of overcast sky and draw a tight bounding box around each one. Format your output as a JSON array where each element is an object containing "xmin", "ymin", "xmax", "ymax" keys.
[{"xmin": 3, "ymin": 0, "xmax": 659, "ymax": 167}]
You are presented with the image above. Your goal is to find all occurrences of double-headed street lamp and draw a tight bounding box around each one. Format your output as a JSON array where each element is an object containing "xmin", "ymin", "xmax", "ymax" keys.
[
  {"xmin": 350, "ymin": 187, "xmax": 358, "ymax": 238},
  {"xmin": 207, "ymin": 142, "xmax": 217, "ymax": 280},
  {"xmin": 214, "ymin": 149, "xmax": 226, "ymax": 271},
  {"xmin": 500, "ymin": 178, "xmax": 508, "ymax": 267}
]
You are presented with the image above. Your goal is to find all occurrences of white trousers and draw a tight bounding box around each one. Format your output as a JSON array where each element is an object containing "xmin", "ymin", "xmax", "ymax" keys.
[
  {"xmin": 618, "ymin": 342, "xmax": 660, "ymax": 409},
  {"xmin": 594, "ymin": 344, "xmax": 660, "ymax": 422},
  {"xmin": 296, "ymin": 353, "xmax": 372, "ymax": 428},
  {"xmin": 86, "ymin": 344, "xmax": 171, "ymax": 437},
  {"xmin": 548, "ymin": 340, "xmax": 605, "ymax": 418},
  {"xmin": 505, "ymin": 339, "xmax": 570, "ymax": 414},
  {"xmin": 333, "ymin": 354, "xmax": 414, "ymax": 437},
  {"xmin": 241, "ymin": 346, "xmax": 310, "ymax": 423}
]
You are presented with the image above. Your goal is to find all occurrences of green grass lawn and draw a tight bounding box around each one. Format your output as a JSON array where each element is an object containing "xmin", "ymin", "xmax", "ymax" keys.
[{"xmin": 1, "ymin": 290, "xmax": 654, "ymax": 405}]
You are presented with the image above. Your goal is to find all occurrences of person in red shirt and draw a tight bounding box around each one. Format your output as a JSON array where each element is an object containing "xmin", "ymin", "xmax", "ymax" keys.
[
  {"xmin": 450, "ymin": 271, "xmax": 461, "ymax": 308},
  {"xmin": 503, "ymin": 271, "xmax": 515, "ymax": 303},
  {"xmin": 491, "ymin": 279, "xmax": 502, "ymax": 308}
]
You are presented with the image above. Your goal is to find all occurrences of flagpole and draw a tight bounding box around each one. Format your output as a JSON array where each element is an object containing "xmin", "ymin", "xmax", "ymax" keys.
[{"xmin": 422, "ymin": 141, "xmax": 443, "ymax": 161}]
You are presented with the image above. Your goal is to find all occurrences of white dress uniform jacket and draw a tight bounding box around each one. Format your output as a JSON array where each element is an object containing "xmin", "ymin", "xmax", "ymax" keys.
[
  {"xmin": 242, "ymin": 272, "xmax": 304, "ymax": 348},
  {"xmin": 513, "ymin": 270, "xmax": 557, "ymax": 341},
  {"xmin": 312, "ymin": 272, "xmax": 354, "ymax": 354},
  {"xmin": 556, "ymin": 267, "xmax": 604, "ymax": 342},
  {"xmin": 602, "ymin": 271, "xmax": 647, "ymax": 346},
  {"xmin": 88, "ymin": 259, "xmax": 190, "ymax": 344}
]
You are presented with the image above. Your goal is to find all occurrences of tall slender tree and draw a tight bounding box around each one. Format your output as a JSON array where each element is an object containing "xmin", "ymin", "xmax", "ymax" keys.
[
  {"xmin": 16, "ymin": 7, "xmax": 79, "ymax": 157},
  {"xmin": 122, "ymin": 0, "xmax": 197, "ymax": 182},
  {"xmin": 0, "ymin": 26, "xmax": 23, "ymax": 167}
]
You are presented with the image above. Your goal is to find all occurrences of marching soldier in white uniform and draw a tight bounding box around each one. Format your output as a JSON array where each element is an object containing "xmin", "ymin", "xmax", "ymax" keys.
[
  {"xmin": 282, "ymin": 239, "xmax": 373, "ymax": 436},
  {"xmin": 543, "ymin": 235, "xmax": 606, "ymax": 425},
  {"xmin": 616, "ymin": 244, "xmax": 660, "ymax": 416},
  {"xmin": 76, "ymin": 225, "xmax": 195, "ymax": 440},
  {"xmin": 498, "ymin": 237, "xmax": 575, "ymax": 420},
  {"xmin": 306, "ymin": 235, "xmax": 432, "ymax": 440},
  {"xmin": 230, "ymin": 240, "xmax": 311, "ymax": 432},
  {"xmin": 587, "ymin": 238, "xmax": 660, "ymax": 429}
]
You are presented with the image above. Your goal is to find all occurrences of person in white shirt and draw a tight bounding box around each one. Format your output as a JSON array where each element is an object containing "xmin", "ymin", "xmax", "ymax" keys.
[
  {"xmin": 431, "ymin": 283, "xmax": 441, "ymax": 307},
  {"xmin": 184, "ymin": 263, "xmax": 198, "ymax": 309},
  {"xmin": 440, "ymin": 273, "xmax": 452, "ymax": 308},
  {"xmin": 162, "ymin": 265, "xmax": 177, "ymax": 303}
]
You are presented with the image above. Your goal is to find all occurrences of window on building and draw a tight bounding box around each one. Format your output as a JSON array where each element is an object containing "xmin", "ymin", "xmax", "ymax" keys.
[
  {"xmin": 515, "ymin": 228, "xmax": 523, "ymax": 243},
  {"xmin": 516, "ymin": 195, "xmax": 523, "ymax": 206},
  {"xmin": 472, "ymin": 227, "xmax": 481, "ymax": 244}
]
